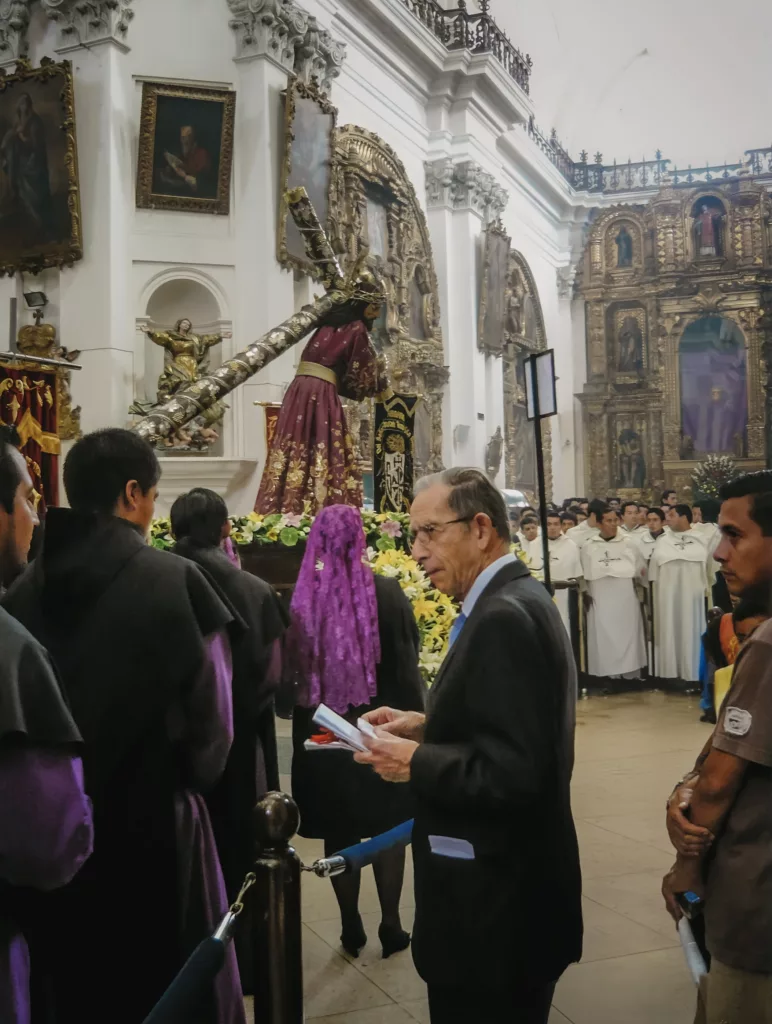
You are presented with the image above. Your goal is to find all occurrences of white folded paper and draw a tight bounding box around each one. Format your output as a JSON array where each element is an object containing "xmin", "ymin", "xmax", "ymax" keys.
[{"xmin": 312, "ymin": 703, "xmax": 378, "ymax": 753}]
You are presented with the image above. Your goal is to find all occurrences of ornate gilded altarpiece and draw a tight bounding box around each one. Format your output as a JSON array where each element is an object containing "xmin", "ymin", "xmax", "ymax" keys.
[
  {"xmin": 503, "ymin": 249, "xmax": 553, "ymax": 502},
  {"xmin": 329, "ymin": 125, "xmax": 447, "ymax": 478},
  {"xmin": 577, "ymin": 179, "xmax": 772, "ymax": 501}
]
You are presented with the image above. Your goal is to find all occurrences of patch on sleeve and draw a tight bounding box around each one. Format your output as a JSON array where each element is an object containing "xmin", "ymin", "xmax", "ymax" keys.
[{"xmin": 724, "ymin": 706, "xmax": 752, "ymax": 737}]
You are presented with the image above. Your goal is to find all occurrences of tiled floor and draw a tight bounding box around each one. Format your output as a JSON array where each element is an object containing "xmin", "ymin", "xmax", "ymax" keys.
[{"xmin": 249, "ymin": 692, "xmax": 710, "ymax": 1022}]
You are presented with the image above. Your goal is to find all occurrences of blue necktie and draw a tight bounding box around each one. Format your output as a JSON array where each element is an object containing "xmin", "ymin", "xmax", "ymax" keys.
[{"xmin": 449, "ymin": 612, "xmax": 467, "ymax": 649}]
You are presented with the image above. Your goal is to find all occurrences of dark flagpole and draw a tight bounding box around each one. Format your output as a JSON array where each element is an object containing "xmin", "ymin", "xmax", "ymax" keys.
[{"xmin": 529, "ymin": 355, "xmax": 552, "ymax": 594}]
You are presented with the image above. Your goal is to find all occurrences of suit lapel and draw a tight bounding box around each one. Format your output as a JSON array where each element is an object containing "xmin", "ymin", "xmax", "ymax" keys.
[{"xmin": 428, "ymin": 560, "xmax": 530, "ymax": 706}]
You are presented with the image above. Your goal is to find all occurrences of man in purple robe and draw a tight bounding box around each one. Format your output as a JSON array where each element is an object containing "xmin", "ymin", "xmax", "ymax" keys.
[
  {"xmin": 2, "ymin": 429, "xmax": 245, "ymax": 1024},
  {"xmin": 0, "ymin": 441, "xmax": 93, "ymax": 1024}
]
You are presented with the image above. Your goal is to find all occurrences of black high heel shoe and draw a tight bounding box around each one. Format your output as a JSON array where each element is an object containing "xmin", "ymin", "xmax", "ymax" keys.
[
  {"xmin": 340, "ymin": 916, "xmax": 367, "ymax": 958},
  {"xmin": 379, "ymin": 923, "xmax": 411, "ymax": 959}
]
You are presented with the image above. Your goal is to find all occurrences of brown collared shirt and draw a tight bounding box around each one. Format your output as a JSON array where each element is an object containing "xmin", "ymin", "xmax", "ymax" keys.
[{"xmin": 705, "ymin": 617, "xmax": 772, "ymax": 973}]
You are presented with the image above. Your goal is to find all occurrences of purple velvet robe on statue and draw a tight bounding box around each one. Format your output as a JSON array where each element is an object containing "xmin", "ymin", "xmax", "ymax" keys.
[{"xmin": 681, "ymin": 344, "xmax": 747, "ymax": 454}]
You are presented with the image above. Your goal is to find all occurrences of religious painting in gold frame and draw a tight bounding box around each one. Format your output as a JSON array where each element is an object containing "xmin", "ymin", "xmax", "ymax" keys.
[
  {"xmin": 278, "ymin": 79, "xmax": 337, "ymax": 277},
  {"xmin": 0, "ymin": 57, "xmax": 83, "ymax": 276},
  {"xmin": 478, "ymin": 221, "xmax": 511, "ymax": 354},
  {"xmin": 136, "ymin": 81, "xmax": 236, "ymax": 215}
]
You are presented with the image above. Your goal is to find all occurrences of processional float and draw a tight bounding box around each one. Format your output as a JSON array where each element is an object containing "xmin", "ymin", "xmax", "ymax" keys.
[{"xmin": 132, "ymin": 189, "xmax": 376, "ymax": 447}]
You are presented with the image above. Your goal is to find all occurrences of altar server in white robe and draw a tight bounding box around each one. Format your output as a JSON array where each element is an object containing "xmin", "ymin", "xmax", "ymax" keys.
[
  {"xmin": 649, "ymin": 504, "xmax": 709, "ymax": 681},
  {"xmin": 570, "ymin": 498, "xmax": 605, "ymax": 552},
  {"xmin": 545, "ymin": 511, "xmax": 583, "ymax": 634},
  {"xmin": 581, "ymin": 507, "xmax": 647, "ymax": 678},
  {"xmin": 620, "ymin": 501, "xmax": 642, "ymax": 537},
  {"xmin": 636, "ymin": 507, "xmax": 666, "ymax": 564},
  {"xmin": 522, "ymin": 516, "xmax": 544, "ymax": 576}
]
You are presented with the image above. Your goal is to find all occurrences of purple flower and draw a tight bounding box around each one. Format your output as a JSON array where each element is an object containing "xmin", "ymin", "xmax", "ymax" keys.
[{"xmin": 381, "ymin": 520, "xmax": 403, "ymax": 539}]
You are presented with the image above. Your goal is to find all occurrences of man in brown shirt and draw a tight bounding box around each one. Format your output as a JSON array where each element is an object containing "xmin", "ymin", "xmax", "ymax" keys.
[{"xmin": 663, "ymin": 471, "xmax": 772, "ymax": 1023}]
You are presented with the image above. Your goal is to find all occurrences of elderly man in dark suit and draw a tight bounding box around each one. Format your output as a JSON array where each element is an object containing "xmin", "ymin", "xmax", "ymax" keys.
[{"xmin": 357, "ymin": 467, "xmax": 582, "ymax": 1023}]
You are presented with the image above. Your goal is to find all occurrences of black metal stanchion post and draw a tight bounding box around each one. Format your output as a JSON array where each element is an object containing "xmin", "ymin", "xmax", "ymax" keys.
[{"xmin": 251, "ymin": 792, "xmax": 303, "ymax": 1024}]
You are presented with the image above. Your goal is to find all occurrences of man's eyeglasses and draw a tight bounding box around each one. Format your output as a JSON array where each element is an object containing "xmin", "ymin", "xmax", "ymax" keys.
[{"xmin": 408, "ymin": 517, "xmax": 473, "ymax": 548}]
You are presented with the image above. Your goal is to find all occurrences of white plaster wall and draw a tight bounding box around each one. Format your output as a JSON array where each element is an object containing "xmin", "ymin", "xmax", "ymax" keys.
[{"xmin": 11, "ymin": 0, "xmax": 586, "ymax": 514}]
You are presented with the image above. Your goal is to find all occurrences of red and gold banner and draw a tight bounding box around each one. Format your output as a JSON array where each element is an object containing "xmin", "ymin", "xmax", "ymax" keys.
[
  {"xmin": 264, "ymin": 404, "xmax": 282, "ymax": 451},
  {"xmin": 0, "ymin": 363, "xmax": 60, "ymax": 509}
]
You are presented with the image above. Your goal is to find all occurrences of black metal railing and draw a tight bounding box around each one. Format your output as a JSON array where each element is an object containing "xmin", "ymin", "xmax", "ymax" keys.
[
  {"xmin": 572, "ymin": 153, "xmax": 671, "ymax": 194},
  {"xmin": 669, "ymin": 161, "xmax": 744, "ymax": 186},
  {"xmin": 526, "ymin": 118, "xmax": 574, "ymax": 183},
  {"xmin": 745, "ymin": 147, "xmax": 772, "ymax": 177},
  {"xmin": 398, "ymin": 0, "xmax": 532, "ymax": 94}
]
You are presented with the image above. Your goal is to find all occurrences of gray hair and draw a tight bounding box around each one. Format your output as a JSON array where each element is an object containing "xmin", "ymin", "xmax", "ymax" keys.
[{"xmin": 415, "ymin": 467, "xmax": 510, "ymax": 542}]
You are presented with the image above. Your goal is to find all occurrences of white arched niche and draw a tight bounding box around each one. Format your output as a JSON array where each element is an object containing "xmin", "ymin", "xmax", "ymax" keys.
[
  {"xmin": 135, "ymin": 273, "xmax": 232, "ymax": 459},
  {"xmin": 131, "ymin": 270, "xmax": 258, "ymax": 517}
]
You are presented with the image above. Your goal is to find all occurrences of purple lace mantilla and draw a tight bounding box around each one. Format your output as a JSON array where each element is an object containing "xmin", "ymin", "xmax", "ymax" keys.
[{"xmin": 289, "ymin": 505, "xmax": 381, "ymax": 714}]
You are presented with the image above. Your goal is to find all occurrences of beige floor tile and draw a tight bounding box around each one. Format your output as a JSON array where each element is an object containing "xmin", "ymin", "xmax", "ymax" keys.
[
  {"xmin": 308, "ymin": 908, "xmax": 416, "ymax": 967},
  {"xmin": 580, "ymin": 895, "xmax": 678, "ymax": 962},
  {"xmin": 401, "ymin": 997, "xmax": 430, "ymax": 1023},
  {"xmin": 582, "ymin": 869, "xmax": 681, "ymax": 940},
  {"xmin": 302, "ymin": 924, "xmax": 394, "ymax": 1018},
  {"xmin": 582, "ymin": 811, "xmax": 674, "ymax": 856},
  {"xmin": 574, "ymin": 820, "xmax": 674, "ymax": 879},
  {"xmin": 553, "ymin": 949, "xmax": 697, "ymax": 1024},
  {"xmin": 549, "ymin": 1011, "xmax": 573, "ymax": 1023},
  {"xmin": 306, "ymin": 1006, "xmax": 416, "ymax": 1024}
]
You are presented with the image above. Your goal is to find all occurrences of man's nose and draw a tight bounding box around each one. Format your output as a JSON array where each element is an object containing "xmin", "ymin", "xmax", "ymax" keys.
[{"xmin": 713, "ymin": 537, "xmax": 729, "ymax": 564}]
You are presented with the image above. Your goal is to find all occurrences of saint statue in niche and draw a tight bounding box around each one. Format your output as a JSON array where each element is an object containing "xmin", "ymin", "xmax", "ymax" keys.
[
  {"xmin": 618, "ymin": 315, "xmax": 644, "ymax": 372},
  {"xmin": 615, "ymin": 225, "xmax": 633, "ymax": 268},
  {"xmin": 129, "ymin": 317, "xmax": 231, "ymax": 450},
  {"xmin": 485, "ymin": 426, "xmax": 503, "ymax": 480},
  {"xmin": 693, "ymin": 202, "xmax": 723, "ymax": 258},
  {"xmin": 617, "ymin": 428, "xmax": 646, "ymax": 489}
]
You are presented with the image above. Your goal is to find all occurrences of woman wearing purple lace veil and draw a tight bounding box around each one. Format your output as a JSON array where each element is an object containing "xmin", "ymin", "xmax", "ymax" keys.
[{"xmin": 288, "ymin": 506, "xmax": 426, "ymax": 959}]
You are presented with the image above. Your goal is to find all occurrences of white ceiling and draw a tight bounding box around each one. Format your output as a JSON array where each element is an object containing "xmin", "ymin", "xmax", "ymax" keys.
[{"xmin": 491, "ymin": 0, "xmax": 772, "ymax": 169}]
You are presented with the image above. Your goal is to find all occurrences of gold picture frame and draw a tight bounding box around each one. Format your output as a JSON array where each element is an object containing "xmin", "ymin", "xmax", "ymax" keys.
[
  {"xmin": 478, "ymin": 220, "xmax": 511, "ymax": 355},
  {"xmin": 136, "ymin": 81, "xmax": 236, "ymax": 216},
  {"xmin": 278, "ymin": 78, "xmax": 337, "ymax": 277},
  {"xmin": 0, "ymin": 57, "xmax": 83, "ymax": 276}
]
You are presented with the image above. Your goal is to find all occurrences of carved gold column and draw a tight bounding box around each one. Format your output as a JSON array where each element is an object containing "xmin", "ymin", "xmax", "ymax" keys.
[{"xmin": 738, "ymin": 307, "xmax": 766, "ymax": 458}]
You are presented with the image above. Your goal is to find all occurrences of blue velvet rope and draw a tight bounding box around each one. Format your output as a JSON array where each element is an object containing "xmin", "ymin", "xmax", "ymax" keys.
[
  {"xmin": 332, "ymin": 819, "xmax": 414, "ymax": 872},
  {"xmin": 142, "ymin": 937, "xmax": 226, "ymax": 1024}
]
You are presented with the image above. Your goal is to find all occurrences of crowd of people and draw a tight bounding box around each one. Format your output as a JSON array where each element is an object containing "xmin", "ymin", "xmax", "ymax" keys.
[
  {"xmin": 508, "ymin": 490, "xmax": 727, "ymax": 704},
  {"xmin": 3, "ymin": 423, "xmax": 772, "ymax": 1023}
]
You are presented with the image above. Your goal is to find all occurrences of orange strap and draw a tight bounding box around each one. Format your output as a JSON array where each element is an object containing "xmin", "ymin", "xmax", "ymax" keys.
[{"xmin": 719, "ymin": 613, "xmax": 739, "ymax": 665}]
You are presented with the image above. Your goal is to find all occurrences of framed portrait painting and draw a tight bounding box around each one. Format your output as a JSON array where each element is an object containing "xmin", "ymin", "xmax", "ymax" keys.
[
  {"xmin": 136, "ymin": 82, "xmax": 236, "ymax": 215},
  {"xmin": 478, "ymin": 221, "xmax": 511, "ymax": 355},
  {"xmin": 0, "ymin": 57, "xmax": 83, "ymax": 277},
  {"xmin": 278, "ymin": 79, "xmax": 337, "ymax": 276}
]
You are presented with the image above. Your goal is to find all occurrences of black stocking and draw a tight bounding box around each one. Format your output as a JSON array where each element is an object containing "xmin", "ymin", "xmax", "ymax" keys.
[
  {"xmin": 372, "ymin": 845, "xmax": 406, "ymax": 932},
  {"xmin": 324, "ymin": 835, "xmax": 362, "ymax": 934}
]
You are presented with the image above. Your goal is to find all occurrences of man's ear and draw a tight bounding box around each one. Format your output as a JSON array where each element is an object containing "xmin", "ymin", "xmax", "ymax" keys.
[{"xmin": 123, "ymin": 480, "xmax": 141, "ymax": 511}]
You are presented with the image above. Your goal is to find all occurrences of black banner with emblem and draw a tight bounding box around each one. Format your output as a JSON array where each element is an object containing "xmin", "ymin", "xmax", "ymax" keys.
[{"xmin": 374, "ymin": 393, "xmax": 419, "ymax": 513}]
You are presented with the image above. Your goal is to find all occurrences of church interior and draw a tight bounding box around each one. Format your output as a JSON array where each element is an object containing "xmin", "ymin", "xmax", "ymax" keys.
[{"xmin": 2, "ymin": 0, "xmax": 771, "ymax": 1021}]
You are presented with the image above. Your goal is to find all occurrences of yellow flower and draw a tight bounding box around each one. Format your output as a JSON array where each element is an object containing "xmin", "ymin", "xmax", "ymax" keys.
[{"xmin": 412, "ymin": 597, "xmax": 437, "ymax": 620}]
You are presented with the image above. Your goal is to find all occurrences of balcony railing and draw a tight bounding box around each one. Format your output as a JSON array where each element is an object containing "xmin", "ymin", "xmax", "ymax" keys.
[
  {"xmin": 526, "ymin": 119, "xmax": 574, "ymax": 183},
  {"xmin": 398, "ymin": 0, "xmax": 532, "ymax": 94},
  {"xmin": 572, "ymin": 154, "xmax": 671, "ymax": 193},
  {"xmin": 746, "ymin": 148, "xmax": 772, "ymax": 176}
]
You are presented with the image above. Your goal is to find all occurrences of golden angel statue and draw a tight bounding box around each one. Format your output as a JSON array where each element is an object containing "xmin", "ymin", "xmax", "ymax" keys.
[{"xmin": 130, "ymin": 317, "xmax": 232, "ymax": 450}]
